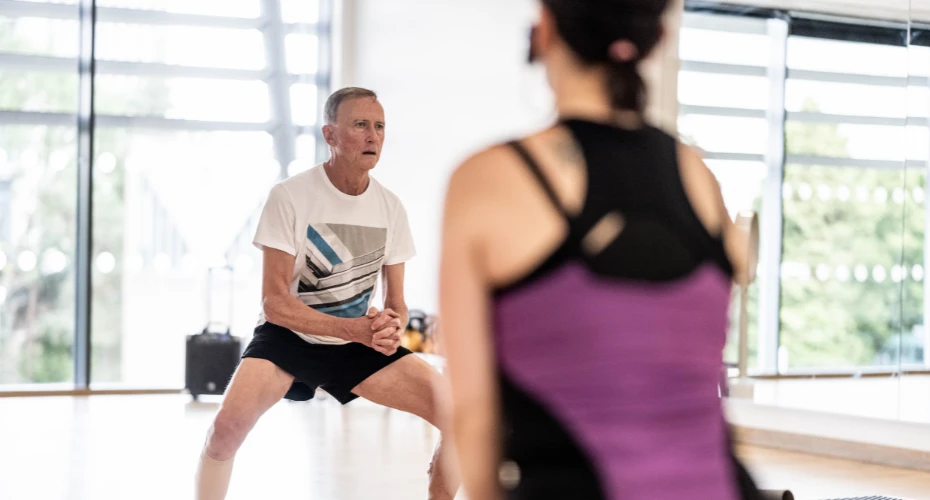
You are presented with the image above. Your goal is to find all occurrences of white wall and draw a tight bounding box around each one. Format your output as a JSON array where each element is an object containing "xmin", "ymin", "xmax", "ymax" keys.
[
  {"xmin": 339, "ymin": 0, "xmax": 552, "ymax": 312},
  {"xmin": 338, "ymin": 0, "xmax": 682, "ymax": 313}
]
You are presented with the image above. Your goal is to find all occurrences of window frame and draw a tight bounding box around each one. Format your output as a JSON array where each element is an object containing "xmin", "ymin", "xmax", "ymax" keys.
[
  {"xmin": 0, "ymin": 0, "xmax": 333, "ymax": 392},
  {"xmin": 683, "ymin": 2, "xmax": 930, "ymax": 376}
]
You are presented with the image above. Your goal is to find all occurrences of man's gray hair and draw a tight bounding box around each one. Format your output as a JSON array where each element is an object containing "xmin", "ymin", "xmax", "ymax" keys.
[{"xmin": 324, "ymin": 87, "xmax": 378, "ymax": 124}]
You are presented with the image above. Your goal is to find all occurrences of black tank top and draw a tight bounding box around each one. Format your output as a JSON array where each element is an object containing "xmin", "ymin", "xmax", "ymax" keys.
[
  {"xmin": 497, "ymin": 119, "xmax": 732, "ymax": 298},
  {"xmin": 491, "ymin": 119, "xmax": 762, "ymax": 500}
]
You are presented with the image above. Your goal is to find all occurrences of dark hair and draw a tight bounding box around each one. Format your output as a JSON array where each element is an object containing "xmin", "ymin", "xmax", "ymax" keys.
[
  {"xmin": 541, "ymin": 0, "xmax": 669, "ymax": 113},
  {"xmin": 324, "ymin": 87, "xmax": 378, "ymax": 124}
]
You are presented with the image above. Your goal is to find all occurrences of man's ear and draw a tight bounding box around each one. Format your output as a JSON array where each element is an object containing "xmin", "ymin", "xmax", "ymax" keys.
[{"xmin": 322, "ymin": 124, "xmax": 335, "ymax": 146}]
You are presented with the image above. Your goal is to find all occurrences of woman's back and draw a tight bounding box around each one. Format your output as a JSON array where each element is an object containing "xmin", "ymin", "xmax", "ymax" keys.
[
  {"xmin": 438, "ymin": 2, "xmax": 758, "ymax": 498},
  {"xmin": 488, "ymin": 120, "xmax": 738, "ymax": 499}
]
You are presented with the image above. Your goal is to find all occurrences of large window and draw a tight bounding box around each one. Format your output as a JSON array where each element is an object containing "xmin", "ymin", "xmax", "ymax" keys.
[
  {"xmin": 781, "ymin": 35, "xmax": 912, "ymax": 371},
  {"xmin": 0, "ymin": 0, "xmax": 331, "ymax": 388},
  {"xmin": 680, "ymin": 9, "xmax": 928, "ymax": 374},
  {"xmin": 0, "ymin": 7, "xmax": 80, "ymax": 385},
  {"xmin": 678, "ymin": 12, "xmax": 776, "ymax": 371}
]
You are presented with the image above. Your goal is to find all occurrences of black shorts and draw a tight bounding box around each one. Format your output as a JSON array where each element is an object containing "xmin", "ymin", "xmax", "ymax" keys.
[{"xmin": 241, "ymin": 322, "xmax": 412, "ymax": 405}]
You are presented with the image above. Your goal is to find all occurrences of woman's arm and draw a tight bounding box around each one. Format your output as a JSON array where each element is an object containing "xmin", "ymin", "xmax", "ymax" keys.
[{"xmin": 439, "ymin": 156, "xmax": 503, "ymax": 500}]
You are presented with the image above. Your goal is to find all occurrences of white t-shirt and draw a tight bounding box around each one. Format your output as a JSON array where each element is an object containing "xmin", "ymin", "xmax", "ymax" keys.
[{"xmin": 252, "ymin": 164, "xmax": 416, "ymax": 345}]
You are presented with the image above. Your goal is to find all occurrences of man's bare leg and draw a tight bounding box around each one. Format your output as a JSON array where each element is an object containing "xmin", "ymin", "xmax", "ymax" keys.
[
  {"xmin": 426, "ymin": 435, "xmax": 456, "ymax": 500},
  {"xmin": 196, "ymin": 358, "xmax": 294, "ymax": 500},
  {"xmin": 351, "ymin": 355, "xmax": 459, "ymax": 500}
]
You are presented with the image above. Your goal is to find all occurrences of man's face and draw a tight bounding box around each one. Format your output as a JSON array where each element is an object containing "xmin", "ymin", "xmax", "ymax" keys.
[{"xmin": 325, "ymin": 97, "xmax": 385, "ymax": 170}]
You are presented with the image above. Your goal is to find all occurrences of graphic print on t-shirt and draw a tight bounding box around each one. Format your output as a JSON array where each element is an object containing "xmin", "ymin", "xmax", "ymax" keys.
[{"xmin": 297, "ymin": 223, "xmax": 387, "ymax": 319}]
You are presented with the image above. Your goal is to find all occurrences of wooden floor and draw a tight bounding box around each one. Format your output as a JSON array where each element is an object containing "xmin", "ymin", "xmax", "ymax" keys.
[
  {"xmin": 740, "ymin": 446, "xmax": 930, "ymax": 499},
  {"xmin": 1, "ymin": 394, "xmax": 929, "ymax": 500}
]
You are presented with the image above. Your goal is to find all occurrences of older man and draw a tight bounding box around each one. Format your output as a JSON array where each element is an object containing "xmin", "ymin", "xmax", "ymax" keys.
[{"xmin": 195, "ymin": 87, "xmax": 456, "ymax": 500}]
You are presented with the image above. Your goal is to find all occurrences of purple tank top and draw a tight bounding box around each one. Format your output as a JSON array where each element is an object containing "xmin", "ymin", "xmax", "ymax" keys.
[
  {"xmin": 492, "ymin": 123, "xmax": 741, "ymax": 499},
  {"xmin": 494, "ymin": 263, "xmax": 737, "ymax": 499}
]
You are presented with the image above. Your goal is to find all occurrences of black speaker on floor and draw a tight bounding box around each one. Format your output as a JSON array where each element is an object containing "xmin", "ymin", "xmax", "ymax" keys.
[
  {"xmin": 185, "ymin": 332, "xmax": 242, "ymax": 400},
  {"xmin": 185, "ymin": 266, "xmax": 243, "ymax": 400}
]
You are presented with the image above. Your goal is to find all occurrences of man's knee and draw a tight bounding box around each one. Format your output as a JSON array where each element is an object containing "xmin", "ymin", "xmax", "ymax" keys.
[{"xmin": 205, "ymin": 409, "xmax": 256, "ymax": 460}]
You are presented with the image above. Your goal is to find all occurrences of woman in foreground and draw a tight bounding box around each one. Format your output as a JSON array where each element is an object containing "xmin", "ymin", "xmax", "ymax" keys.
[{"xmin": 439, "ymin": 0, "xmax": 762, "ymax": 498}]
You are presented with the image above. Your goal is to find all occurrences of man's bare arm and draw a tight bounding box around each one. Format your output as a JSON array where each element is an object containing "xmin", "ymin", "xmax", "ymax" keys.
[
  {"xmin": 363, "ymin": 264, "xmax": 408, "ymax": 356},
  {"xmin": 261, "ymin": 247, "xmax": 393, "ymax": 349},
  {"xmin": 380, "ymin": 263, "xmax": 409, "ymax": 329}
]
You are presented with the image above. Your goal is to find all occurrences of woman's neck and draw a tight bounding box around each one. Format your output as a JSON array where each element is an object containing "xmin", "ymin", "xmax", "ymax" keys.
[{"xmin": 553, "ymin": 71, "xmax": 644, "ymax": 129}]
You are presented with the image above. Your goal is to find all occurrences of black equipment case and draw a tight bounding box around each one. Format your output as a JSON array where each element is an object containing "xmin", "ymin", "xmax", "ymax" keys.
[{"xmin": 185, "ymin": 266, "xmax": 243, "ymax": 400}]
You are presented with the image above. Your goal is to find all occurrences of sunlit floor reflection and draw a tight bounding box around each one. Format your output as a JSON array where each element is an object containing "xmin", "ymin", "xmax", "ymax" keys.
[{"xmin": 1, "ymin": 393, "xmax": 929, "ymax": 499}]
